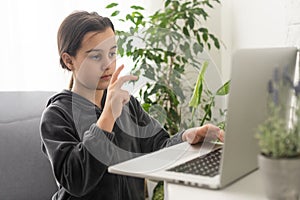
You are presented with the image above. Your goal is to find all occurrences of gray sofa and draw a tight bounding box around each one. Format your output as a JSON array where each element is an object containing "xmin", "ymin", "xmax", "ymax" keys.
[{"xmin": 0, "ymin": 91, "xmax": 57, "ymax": 200}]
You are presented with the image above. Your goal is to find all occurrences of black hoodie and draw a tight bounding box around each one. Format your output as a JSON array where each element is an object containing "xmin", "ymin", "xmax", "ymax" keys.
[{"xmin": 40, "ymin": 89, "xmax": 184, "ymax": 200}]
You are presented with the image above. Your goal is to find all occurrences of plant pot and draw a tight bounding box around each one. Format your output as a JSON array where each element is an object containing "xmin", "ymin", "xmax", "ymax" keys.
[{"xmin": 258, "ymin": 154, "xmax": 300, "ymax": 200}]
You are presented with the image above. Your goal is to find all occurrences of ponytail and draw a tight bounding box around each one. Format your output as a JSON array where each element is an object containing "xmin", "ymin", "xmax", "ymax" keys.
[{"xmin": 69, "ymin": 75, "xmax": 74, "ymax": 90}]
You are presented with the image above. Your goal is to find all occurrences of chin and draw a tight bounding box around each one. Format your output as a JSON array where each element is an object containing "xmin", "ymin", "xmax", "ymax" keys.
[
  {"xmin": 96, "ymin": 84, "xmax": 109, "ymax": 90},
  {"xmin": 83, "ymin": 82, "xmax": 107, "ymax": 91},
  {"xmin": 96, "ymin": 87, "xmax": 107, "ymax": 91}
]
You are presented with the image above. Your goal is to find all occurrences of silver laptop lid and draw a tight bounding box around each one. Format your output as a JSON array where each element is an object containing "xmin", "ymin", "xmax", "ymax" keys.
[
  {"xmin": 108, "ymin": 47, "xmax": 298, "ymax": 189},
  {"xmin": 220, "ymin": 47, "xmax": 298, "ymax": 187}
]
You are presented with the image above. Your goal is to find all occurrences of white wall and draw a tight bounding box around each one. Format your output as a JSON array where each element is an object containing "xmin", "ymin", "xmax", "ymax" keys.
[{"xmin": 220, "ymin": 0, "xmax": 300, "ymax": 80}]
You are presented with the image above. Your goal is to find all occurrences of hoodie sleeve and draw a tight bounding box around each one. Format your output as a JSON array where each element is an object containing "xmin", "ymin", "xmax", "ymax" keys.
[
  {"xmin": 129, "ymin": 97, "xmax": 184, "ymax": 152},
  {"xmin": 40, "ymin": 105, "xmax": 116, "ymax": 197}
]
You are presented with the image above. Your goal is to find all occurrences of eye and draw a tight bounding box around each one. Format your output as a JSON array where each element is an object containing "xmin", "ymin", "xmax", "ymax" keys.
[
  {"xmin": 90, "ymin": 54, "xmax": 102, "ymax": 61},
  {"xmin": 109, "ymin": 51, "xmax": 116, "ymax": 58}
]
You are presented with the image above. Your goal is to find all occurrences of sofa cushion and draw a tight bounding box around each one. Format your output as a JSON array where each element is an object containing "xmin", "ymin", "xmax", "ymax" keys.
[
  {"xmin": 0, "ymin": 91, "xmax": 54, "ymax": 123},
  {"xmin": 0, "ymin": 91, "xmax": 57, "ymax": 200}
]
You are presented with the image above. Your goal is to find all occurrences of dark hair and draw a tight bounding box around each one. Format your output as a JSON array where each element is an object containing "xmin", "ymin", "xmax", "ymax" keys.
[{"xmin": 57, "ymin": 11, "xmax": 115, "ymax": 88}]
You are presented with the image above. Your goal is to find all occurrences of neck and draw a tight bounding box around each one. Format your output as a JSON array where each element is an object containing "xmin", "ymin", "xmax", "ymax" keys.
[{"xmin": 71, "ymin": 83, "xmax": 104, "ymax": 108}]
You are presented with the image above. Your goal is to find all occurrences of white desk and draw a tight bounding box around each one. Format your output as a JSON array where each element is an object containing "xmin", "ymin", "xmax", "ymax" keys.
[{"xmin": 164, "ymin": 170, "xmax": 268, "ymax": 200}]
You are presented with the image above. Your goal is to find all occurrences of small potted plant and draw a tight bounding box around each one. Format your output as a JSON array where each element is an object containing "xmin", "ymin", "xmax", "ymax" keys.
[{"xmin": 256, "ymin": 67, "xmax": 300, "ymax": 200}]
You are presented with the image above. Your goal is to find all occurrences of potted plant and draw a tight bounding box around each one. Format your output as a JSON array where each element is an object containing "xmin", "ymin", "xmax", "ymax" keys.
[
  {"xmin": 256, "ymin": 67, "xmax": 300, "ymax": 200},
  {"xmin": 105, "ymin": 0, "xmax": 225, "ymax": 136},
  {"xmin": 105, "ymin": 1, "xmax": 227, "ymax": 199}
]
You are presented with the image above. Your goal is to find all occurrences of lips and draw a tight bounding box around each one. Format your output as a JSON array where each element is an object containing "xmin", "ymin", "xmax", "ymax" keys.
[{"xmin": 100, "ymin": 74, "xmax": 112, "ymax": 80}]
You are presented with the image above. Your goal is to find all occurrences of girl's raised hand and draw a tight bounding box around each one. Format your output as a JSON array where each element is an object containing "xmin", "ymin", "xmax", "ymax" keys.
[{"xmin": 97, "ymin": 65, "xmax": 138, "ymax": 132}]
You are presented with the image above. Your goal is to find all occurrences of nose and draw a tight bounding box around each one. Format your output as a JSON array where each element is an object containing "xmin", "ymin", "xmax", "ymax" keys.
[{"xmin": 100, "ymin": 56, "xmax": 114, "ymax": 71}]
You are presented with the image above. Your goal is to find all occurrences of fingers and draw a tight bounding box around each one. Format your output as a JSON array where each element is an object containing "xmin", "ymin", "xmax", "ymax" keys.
[
  {"xmin": 110, "ymin": 65, "xmax": 124, "ymax": 84},
  {"xmin": 182, "ymin": 127, "xmax": 202, "ymax": 144},
  {"xmin": 110, "ymin": 65, "xmax": 138, "ymax": 89},
  {"xmin": 114, "ymin": 74, "xmax": 138, "ymax": 89},
  {"xmin": 105, "ymin": 65, "xmax": 138, "ymax": 120},
  {"xmin": 185, "ymin": 133, "xmax": 201, "ymax": 144},
  {"xmin": 120, "ymin": 90, "xmax": 130, "ymax": 105},
  {"xmin": 183, "ymin": 124, "xmax": 224, "ymax": 144},
  {"xmin": 206, "ymin": 124, "xmax": 221, "ymax": 139},
  {"xmin": 197, "ymin": 124, "xmax": 220, "ymax": 139},
  {"xmin": 106, "ymin": 90, "xmax": 131, "ymax": 121},
  {"xmin": 218, "ymin": 129, "xmax": 225, "ymax": 142}
]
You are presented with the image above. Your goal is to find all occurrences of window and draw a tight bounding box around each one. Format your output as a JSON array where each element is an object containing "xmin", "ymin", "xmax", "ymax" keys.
[{"xmin": 0, "ymin": 0, "xmax": 158, "ymax": 91}]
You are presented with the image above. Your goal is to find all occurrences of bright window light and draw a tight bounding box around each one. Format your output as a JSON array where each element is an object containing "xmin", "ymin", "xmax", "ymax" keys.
[{"xmin": 0, "ymin": 0, "xmax": 160, "ymax": 91}]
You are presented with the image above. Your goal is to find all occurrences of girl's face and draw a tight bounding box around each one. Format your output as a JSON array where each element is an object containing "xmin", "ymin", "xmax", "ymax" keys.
[{"xmin": 71, "ymin": 28, "xmax": 117, "ymax": 90}]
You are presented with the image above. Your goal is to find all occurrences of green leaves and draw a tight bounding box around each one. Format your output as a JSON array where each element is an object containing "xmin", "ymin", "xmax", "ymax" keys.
[
  {"xmin": 189, "ymin": 61, "xmax": 208, "ymax": 108},
  {"xmin": 209, "ymin": 34, "xmax": 220, "ymax": 49},
  {"xmin": 182, "ymin": 27, "xmax": 189, "ymax": 37},
  {"xmin": 216, "ymin": 80, "xmax": 230, "ymax": 96},
  {"xmin": 164, "ymin": 0, "xmax": 171, "ymax": 8},
  {"xmin": 130, "ymin": 5, "xmax": 144, "ymax": 10},
  {"xmin": 256, "ymin": 104, "xmax": 300, "ymax": 158},
  {"xmin": 111, "ymin": 10, "xmax": 120, "ymax": 17},
  {"xmin": 152, "ymin": 181, "xmax": 164, "ymax": 200},
  {"xmin": 105, "ymin": 3, "xmax": 118, "ymax": 8},
  {"xmin": 106, "ymin": 3, "xmax": 120, "ymax": 17},
  {"xmin": 192, "ymin": 42, "xmax": 203, "ymax": 55},
  {"xmin": 105, "ymin": 0, "xmax": 223, "ymax": 134},
  {"xmin": 187, "ymin": 16, "xmax": 194, "ymax": 29},
  {"xmin": 193, "ymin": 7, "xmax": 208, "ymax": 20},
  {"xmin": 189, "ymin": 62, "xmax": 229, "ymax": 127},
  {"xmin": 256, "ymin": 67, "xmax": 300, "ymax": 158}
]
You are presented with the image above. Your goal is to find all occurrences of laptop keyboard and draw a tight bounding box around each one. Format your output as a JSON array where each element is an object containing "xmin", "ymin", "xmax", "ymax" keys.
[{"xmin": 167, "ymin": 148, "xmax": 222, "ymax": 177}]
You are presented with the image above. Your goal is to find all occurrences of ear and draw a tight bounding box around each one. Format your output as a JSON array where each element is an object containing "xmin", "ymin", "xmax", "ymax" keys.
[{"xmin": 62, "ymin": 52, "xmax": 74, "ymax": 71}]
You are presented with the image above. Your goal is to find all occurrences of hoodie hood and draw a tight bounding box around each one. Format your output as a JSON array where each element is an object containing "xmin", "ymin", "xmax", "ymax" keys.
[
  {"xmin": 44, "ymin": 89, "xmax": 107, "ymax": 138},
  {"xmin": 47, "ymin": 89, "xmax": 106, "ymax": 111}
]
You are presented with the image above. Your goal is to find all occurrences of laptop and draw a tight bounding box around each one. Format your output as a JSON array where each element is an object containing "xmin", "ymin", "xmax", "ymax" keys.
[{"xmin": 108, "ymin": 47, "xmax": 298, "ymax": 189}]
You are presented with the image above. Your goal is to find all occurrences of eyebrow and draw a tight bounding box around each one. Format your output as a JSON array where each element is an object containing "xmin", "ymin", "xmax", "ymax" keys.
[{"xmin": 85, "ymin": 45, "xmax": 117, "ymax": 53}]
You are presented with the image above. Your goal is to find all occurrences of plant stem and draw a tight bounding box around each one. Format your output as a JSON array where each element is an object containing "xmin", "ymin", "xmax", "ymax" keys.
[
  {"xmin": 200, "ymin": 96, "xmax": 214, "ymax": 126},
  {"xmin": 190, "ymin": 107, "xmax": 196, "ymax": 127}
]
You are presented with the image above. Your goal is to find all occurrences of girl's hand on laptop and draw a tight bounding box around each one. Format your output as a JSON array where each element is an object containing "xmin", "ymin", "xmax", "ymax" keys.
[{"xmin": 182, "ymin": 124, "xmax": 224, "ymax": 144}]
